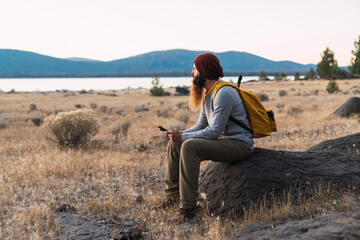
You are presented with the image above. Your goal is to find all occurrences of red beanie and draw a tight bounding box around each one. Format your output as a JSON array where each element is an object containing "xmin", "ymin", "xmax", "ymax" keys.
[{"xmin": 194, "ymin": 53, "xmax": 224, "ymax": 80}]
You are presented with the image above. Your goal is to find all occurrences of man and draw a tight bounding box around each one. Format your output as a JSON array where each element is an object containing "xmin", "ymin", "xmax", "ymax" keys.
[{"xmin": 163, "ymin": 53, "xmax": 254, "ymax": 222}]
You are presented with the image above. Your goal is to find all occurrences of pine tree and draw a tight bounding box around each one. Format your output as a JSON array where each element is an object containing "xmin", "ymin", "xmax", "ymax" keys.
[
  {"xmin": 305, "ymin": 68, "xmax": 316, "ymax": 80},
  {"xmin": 258, "ymin": 71, "xmax": 267, "ymax": 80},
  {"xmin": 294, "ymin": 72, "xmax": 300, "ymax": 80},
  {"xmin": 317, "ymin": 47, "xmax": 338, "ymax": 79},
  {"xmin": 351, "ymin": 36, "xmax": 360, "ymax": 77}
]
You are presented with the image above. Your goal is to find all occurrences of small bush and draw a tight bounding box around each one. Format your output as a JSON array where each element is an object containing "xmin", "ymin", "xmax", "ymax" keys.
[
  {"xmin": 0, "ymin": 118, "xmax": 10, "ymax": 129},
  {"xmin": 174, "ymin": 110, "xmax": 190, "ymax": 125},
  {"xmin": 176, "ymin": 101, "xmax": 189, "ymax": 109},
  {"xmin": 43, "ymin": 109, "xmax": 99, "ymax": 147},
  {"xmin": 100, "ymin": 105, "xmax": 108, "ymax": 113},
  {"xmin": 31, "ymin": 116, "xmax": 44, "ymax": 126},
  {"xmin": 90, "ymin": 103, "xmax": 97, "ymax": 110},
  {"xmin": 110, "ymin": 116, "xmax": 132, "ymax": 143},
  {"xmin": 287, "ymin": 105, "xmax": 304, "ymax": 116},
  {"xmin": 29, "ymin": 103, "xmax": 37, "ymax": 111},
  {"xmin": 279, "ymin": 90, "xmax": 288, "ymax": 97},
  {"xmin": 157, "ymin": 109, "xmax": 169, "ymax": 118},
  {"xmin": 257, "ymin": 92, "xmax": 269, "ymax": 101},
  {"xmin": 150, "ymin": 76, "xmax": 164, "ymax": 96},
  {"xmin": 326, "ymin": 80, "xmax": 340, "ymax": 94},
  {"xmin": 276, "ymin": 103, "xmax": 285, "ymax": 112},
  {"xmin": 311, "ymin": 89, "xmax": 319, "ymax": 95},
  {"xmin": 75, "ymin": 104, "xmax": 85, "ymax": 109}
]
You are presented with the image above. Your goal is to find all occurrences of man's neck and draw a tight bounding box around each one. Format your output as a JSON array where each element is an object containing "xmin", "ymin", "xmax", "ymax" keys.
[{"xmin": 204, "ymin": 79, "xmax": 219, "ymax": 91}]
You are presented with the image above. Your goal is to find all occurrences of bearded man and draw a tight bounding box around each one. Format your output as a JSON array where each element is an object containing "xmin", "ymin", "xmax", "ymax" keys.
[{"xmin": 163, "ymin": 53, "xmax": 254, "ymax": 222}]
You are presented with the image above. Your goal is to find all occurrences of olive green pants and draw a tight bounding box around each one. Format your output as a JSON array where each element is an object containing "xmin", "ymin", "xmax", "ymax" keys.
[{"xmin": 165, "ymin": 138, "xmax": 252, "ymax": 209}]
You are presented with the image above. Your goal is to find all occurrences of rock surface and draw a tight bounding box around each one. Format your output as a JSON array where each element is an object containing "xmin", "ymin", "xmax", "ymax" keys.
[
  {"xmin": 199, "ymin": 148, "xmax": 360, "ymax": 217},
  {"xmin": 332, "ymin": 97, "xmax": 360, "ymax": 117},
  {"xmin": 58, "ymin": 212, "xmax": 142, "ymax": 240},
  {"xmin": 233, "ymin": 212, "xmax": 360, "ymax": 240},
  {"xmin": 308, "ymin": 132, "xmax": 360, "ymax": 154}
]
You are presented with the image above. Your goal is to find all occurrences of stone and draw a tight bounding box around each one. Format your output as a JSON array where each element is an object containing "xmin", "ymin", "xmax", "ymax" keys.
[
  {"xmin": 58, "ymin": 212, "xmax": 142, "ymax": 240},
  {"xmin": 233, "ymin": 212, "xmax": 360, "ymax": 240},
  {"xmin": 175, "ymin": 87, "xmax": 190, "ymax": 96},
  {"xmin": 308, "ymin": 132, "xmax": 360, "ymax": 155},
  {"xmin": 199, "ymin": 148, "xmax": 360, "ymax": 217},
  {"xmin": 332, "ymin": 97, "xmax": 360, "ymax": 117}
]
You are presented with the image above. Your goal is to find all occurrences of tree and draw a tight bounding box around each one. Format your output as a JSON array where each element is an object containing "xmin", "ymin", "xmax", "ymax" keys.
[
  {"xmin": 351, "ymin": 36, "xmax": 360, "ymax": 77},
  {"xmin": 305, "ymin": 68, "xmax": 317, "ymax": 80},
  {"xmin": 336, "ymin": 68, "xmax": 349, "ymax": 79},
  {"xmin": 259, "ymin": 71, "xmax": 267, "ymax": 80},
  {"xmin": 150, "ymin": 75, "xmax": 164, "ymax": 96},
  {"xmin": 274, "ymin": 72, "xmax": 280, "ymax": 80},
  {"xmin": 281, "ymin": 72, "xmax": 287, "ymax": 79},
  {"xmin": 317, "ymin": 47, "xmax": 338, "ymax": 79},
  {"xmin": 294, "ymin": 72, "xmax": 300, "ymax": 80},
  {"xmin": 326, "ymin": 80, "xmax": 339, "ymax": 94}
]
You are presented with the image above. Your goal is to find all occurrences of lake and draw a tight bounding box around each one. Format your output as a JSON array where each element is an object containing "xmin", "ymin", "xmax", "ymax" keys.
[{"xmin": 0, "ymin": 76, "xmax": 297, "ymax": 92}]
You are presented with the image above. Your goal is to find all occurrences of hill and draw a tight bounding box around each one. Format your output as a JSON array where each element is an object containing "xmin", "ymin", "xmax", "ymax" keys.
[{"xmin": 0, "ymin": 49, "xmax": 316, "ymax": 77}]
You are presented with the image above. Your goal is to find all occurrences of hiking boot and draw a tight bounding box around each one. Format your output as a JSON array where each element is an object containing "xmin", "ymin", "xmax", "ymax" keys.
[
  {"xmin": 168, "ymin": 207, "xmax": 198, "ymax": 223},
  {"xmin": 157, "ymin": 193, "xmax": 180, "ymax": 209}
]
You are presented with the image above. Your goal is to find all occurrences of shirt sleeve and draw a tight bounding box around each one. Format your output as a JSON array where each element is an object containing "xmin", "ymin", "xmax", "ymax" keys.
[
  {"xmin": 181, "ymin": 102, "xmax": 208, "ymax": 133},
  {"xmin": 181, "ymin": 87, "xmax": 235, "ymax": 141}
]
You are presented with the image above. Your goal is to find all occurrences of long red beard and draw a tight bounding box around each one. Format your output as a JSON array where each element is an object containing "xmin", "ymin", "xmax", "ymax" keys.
[{"xmin": 189, "ymin": 75, "xmax": 205, "ymax": 111}]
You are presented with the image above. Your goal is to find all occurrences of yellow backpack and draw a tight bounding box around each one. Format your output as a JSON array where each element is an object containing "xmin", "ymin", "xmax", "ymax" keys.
[{"xmin": 212, "ymin": 81, "xmax": 277, "ymax": 138}]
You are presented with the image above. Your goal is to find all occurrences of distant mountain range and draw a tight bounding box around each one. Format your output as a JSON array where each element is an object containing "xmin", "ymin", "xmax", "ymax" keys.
[{"xmin": 0, "ymin": 49, "xmax": 316, "ymax": 77}]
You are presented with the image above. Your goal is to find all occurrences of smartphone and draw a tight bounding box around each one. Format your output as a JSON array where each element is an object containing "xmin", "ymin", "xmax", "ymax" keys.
[{"xmin": 157, "ymin": 125, "xmax": 168, "ymax": 131}]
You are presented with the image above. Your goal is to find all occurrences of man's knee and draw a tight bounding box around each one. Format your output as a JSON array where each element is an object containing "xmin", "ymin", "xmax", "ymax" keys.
[
  {"xmin": 167, "ymin": 140, "xmax": 181, "ymax": 153},
  {"xmin": 180, "ymin": 139, "xmax": 200, "ymax": 156}
]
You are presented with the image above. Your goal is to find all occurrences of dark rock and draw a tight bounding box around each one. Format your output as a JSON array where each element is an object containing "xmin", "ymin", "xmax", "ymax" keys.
[
  {"xmin": 31, "ymin": 116, "xmax": 44, "ymax": 126},
  {"xmin": 56, "ymin": 204, "xmax": 77, "ymax": 213},
  {"xmin": 58, "ymin": 212, "xmax": 142, "ymax": 240},
  {"xmin": 233, "ymin": 212, "xmax": 360, "ymax": 240},
  {"xmin": 308, "ymin": 133, "xmax": 360, "ymax": 154},
  {"xmin": 175, "ymin": 87, "xmax": 190, "ymax": 96},
  {"xmin": 29, "ymin": 103, "xmax": 37, "ymax": 111},
  {"xmin": 75, "ymin": 104, "xmax": 86, "ymax": 109},
  {"xmin": 135, "ymin": 107, "xmax": 149, "ymax": 112},
  {"xmin": 199, "ymin": 148, "xmax": 360, "ymax": 217},
  {"xmin": 333, "ymin": 97, "xmax": 360, "ymax": 117}
]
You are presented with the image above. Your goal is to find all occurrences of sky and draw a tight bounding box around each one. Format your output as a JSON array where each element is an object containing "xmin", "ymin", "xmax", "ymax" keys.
[{"xmin": 1, "ymin": 0, "xmax": 359, "ymax": 66}]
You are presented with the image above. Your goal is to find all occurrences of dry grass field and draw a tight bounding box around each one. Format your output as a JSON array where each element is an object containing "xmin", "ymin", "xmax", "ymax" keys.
[{"xmin": 0, "ymin": 79, "xmax": 360, "ymax": 239}]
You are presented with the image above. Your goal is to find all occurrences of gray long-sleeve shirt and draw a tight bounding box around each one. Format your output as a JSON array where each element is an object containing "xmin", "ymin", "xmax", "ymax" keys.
[{"xmin": 181, "ymin": 81, "xmax": 254, "ymax": 150}]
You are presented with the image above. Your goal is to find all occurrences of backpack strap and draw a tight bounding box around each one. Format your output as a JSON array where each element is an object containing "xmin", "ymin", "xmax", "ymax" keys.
[{"xmin": 213, "ymin": 82, "xmax": 253, "ymax": 135}]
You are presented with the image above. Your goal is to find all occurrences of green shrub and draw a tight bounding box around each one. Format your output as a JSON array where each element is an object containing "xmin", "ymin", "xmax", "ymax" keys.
[
  {"xmin": 279, "ymin": 90, "xmax": 288, "ymax": 97},
  {"xmin": 326, "ymin": 80, "xmax": 340, "ymax": 94},
  {"xmin": 150, "ymin": 76, "xmax": 164, "ymax": 96},
  {"xmin": 43, "ymin": 109, "xmax": 99, "ymax": 147},
  {"xmin": 110, "ymin": 116, "xmax": 132, "ymax": 143},
  {"xmin": 29, "ymin": 103, "xmax": 37, "ymax": 111},
  {"xmin": 257, "ymin": 92, "xmax": 269, "ymax": 101}
]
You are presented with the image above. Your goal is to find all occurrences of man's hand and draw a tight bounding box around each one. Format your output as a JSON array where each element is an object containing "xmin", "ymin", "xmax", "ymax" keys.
[{"xmin": 164, "ymin": 128, "xmax": 182, "ymax": 143}]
